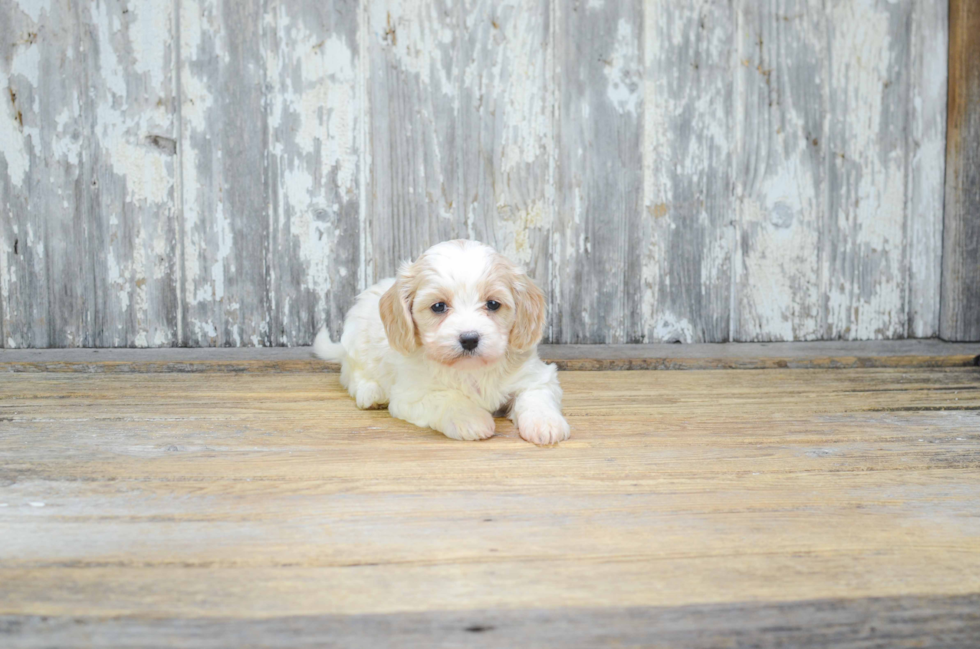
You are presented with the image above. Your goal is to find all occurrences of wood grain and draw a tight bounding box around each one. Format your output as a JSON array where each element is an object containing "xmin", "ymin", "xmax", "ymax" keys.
[
  {"xmin": 0, "ymin": 1, "xmax": 959, "ymax": 346},
  {"xmin": 0, "ymin": 367, "xmax": 979, "ymax": 645},
  {"xmin": 0, "ymin": 0, "xmax": 180, "ymax": 348},
  {"xmin": 266, "ymin": 0, "xmax": 362, "ymax": 344},
  {"xmin": 458, "ymin": 0, "xmax": 553, "ymax": 304},
  {"xmin": 908, "ymin": 1, "xmax": 948, "ymax": 338},
  {"xmin": 643, "ymin": 0, "xmax": 735, "ymax": 343},
  {"xmin": 365, "ymin": 0, "xmax": 464, "ymax": 280},
  {"xmin": 731, "ymin": 0, "xmax": 946, "ymax": 342},
  {"xmin": 5, "ymin": 594, "xmax": 980, "ymax": 648},
  {"xmin": 178, "ymin": 0, "xmax": 273, "ymax": 346},
  {"xmin": 1, "ymin": 341, "xmax": 977, "ymax": 373},
  {"xmin": 553, "ymin": 0, "xmax": 644, "ymax": 344},
  {"xmin": 941, "ymin": 0, "xmax": 980, "ymax": 342}
]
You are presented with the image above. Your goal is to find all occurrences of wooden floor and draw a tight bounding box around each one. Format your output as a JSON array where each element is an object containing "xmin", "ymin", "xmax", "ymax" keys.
[{"xmin": 2, "ymin": 366, "xmax": 980, "ymax": 647}]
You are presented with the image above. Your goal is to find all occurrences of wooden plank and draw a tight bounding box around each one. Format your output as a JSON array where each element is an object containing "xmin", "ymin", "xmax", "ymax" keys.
[
  {"xmin": 941, "ymin": 0, "xmax": 980, "ymax": 342},
  {"xmin": 178, "ymin": 0, "xmax": 272, "ymax": 346},
  {"xmin": 907, "ymin": 1, "xmax": 948, "ymax": 338},
  {"xmin": 552, "ymin": 0, "xmax": 643, "ymax": 343},
  {"xmin": 732, "ymin": 0, "xmax": 826, "ymax": 341},
  {"xmin": 0, "ymin": 0, "xmax": 179, "ymax": 348},
  {"xmin": 0, "ymin": 0, "xmax": 958, "ymax": 348},
  {"xmin": 733, "ymin": 0, "xmax": 944, "ymax": 342},
  {"xmin": 642, "ymin": 0, "xmax": 735, "ymax": 343},
  {"xmin": 365, "ymin": 0, "xmax": 464, "ymax": 280},
  {"xmin": 4, "ymin": 594, "xmax": 980, "ymax": 649},
  {"xmin": 0, "ymin": 368, "xmax": 979, "ymax": 644},
  {"xmin": 0, "ymin": 340, "xmax": 977, "ymax": 373},
  {"xmin": 266, "ymin": 0, "xmax": 361, "ymax": 345},
  {"xmin": 458, "ymin": 0, "xmax": 552, "ymax": 304},
  {"xmin": 822, "ymin": 0, "xmax": 915, "ymax": 340}
]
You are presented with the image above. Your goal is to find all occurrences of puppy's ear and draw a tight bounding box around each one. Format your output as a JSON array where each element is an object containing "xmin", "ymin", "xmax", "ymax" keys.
[
  {"xmin": 509, "ymin": 270, "xmax": 546, "ymax": 351},
  {"xmin": 379, "ymin": 261, "xmax": 420, "ymax": 354}
]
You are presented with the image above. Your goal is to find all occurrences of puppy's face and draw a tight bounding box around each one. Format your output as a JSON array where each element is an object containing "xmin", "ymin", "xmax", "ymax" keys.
[{"xmin": 379, "ymin": 241, "xmax": 545, "ymax": 369}]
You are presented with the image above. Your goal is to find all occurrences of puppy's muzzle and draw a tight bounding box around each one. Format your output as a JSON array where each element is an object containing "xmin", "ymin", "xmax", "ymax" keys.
[{"xmin": 459, "ymin": 331, "xmax": 480, "ymax": 352}]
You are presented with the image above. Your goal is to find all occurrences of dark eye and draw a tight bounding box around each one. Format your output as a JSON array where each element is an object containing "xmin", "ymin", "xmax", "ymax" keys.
[
  {"xmin": 486, "ymin": 300, "xmax": 501, "ymax": 311},
  {"xmin": 431, "ymin": 302, "xmax": 447, "ymax": 314}
]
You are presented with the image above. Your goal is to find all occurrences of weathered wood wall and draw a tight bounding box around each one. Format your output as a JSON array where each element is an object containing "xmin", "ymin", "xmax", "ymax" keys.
[
  {"xmin": 941, "ymin": 0, "xmax": 980, "ymax": 342},
  {"xmin": 0, "ymin": 0, "xmax": 957, "ymax": 347}
]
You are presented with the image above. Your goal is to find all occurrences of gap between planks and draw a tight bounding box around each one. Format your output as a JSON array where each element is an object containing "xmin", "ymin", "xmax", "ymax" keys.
[{"xmin": 0, "ymin": 340, "xmax": 977, "ymax": 373}]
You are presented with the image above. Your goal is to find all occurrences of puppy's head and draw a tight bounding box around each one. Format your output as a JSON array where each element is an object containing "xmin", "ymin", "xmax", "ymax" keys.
[{"xmin": 379, "ymin": 240, "xmax": 545, "ymax": 369}]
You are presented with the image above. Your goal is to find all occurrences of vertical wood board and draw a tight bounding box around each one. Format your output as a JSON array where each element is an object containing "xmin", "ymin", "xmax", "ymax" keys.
[
  {"xmin": 365, "ymin": 0, "xmax": 463, "ymax": 281},
  {"xmin": 553, "ymin": 0, "xmax": 644, "ymax": 344},
  {"xmin": 266, "ymin": 0, "xmax": 361, "ymax": 344},
  {"xmin": 458, "ymin": 0, "xmax": 553, "ymax": 304},
  {"xmin": 178, "ymin": 0, "xmax": 272, "ymax": 346},
  {"xmin": 941, "ymin": 0, "xmax": 980, "ymax": 341},
  {"xmin": 643, "ymin": 0, "xmax": 735, "ymax": 343},
  {"xmin": 0, "ymin": 0, "xmax": 959, "ymax": 346},
  {"xmin": 732, "ymin": 0, "xmax": 946, "ymax": 342},
  {"xmin": 1, "ymin": 0, "xmax": 178, "ymax": 348}
]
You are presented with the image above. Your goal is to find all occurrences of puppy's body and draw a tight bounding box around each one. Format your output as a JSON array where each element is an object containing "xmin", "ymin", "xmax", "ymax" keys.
[{"xmin": 314, "ymin": 241, "xmax": 569, "ymax": 444}]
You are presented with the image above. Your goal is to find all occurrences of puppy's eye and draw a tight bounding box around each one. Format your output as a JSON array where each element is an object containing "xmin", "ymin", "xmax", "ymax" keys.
[
  {"xmin": 431, "ymin": 302, "xmax": 447, "ymax": 314},
  {"xmin": 486, "ymin": 300, "xmax": 501, "ymax": 311}
]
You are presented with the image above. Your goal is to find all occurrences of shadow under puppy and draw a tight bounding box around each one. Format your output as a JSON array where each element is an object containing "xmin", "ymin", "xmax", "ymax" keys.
[{"xmin": 314, "ymin": 240, "xmax": 569, "ymax": 445}]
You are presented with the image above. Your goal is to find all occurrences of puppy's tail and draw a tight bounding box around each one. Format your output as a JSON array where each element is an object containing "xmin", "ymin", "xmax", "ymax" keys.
[{"xmin": 312, "ymin": 327, "xmax": 345, "ymax": 362}]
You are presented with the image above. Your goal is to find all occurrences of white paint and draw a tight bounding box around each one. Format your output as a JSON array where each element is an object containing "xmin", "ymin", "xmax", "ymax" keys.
[
  {"xmin": 208, "ymin": 200, "xmax": 232, "ymax": 304},
  {"xmin": 91, "ymin": 2, "xmax": 173, "ymax": 206},
  {"xmin": 0, "ymin": 96, "xmax": 30, "ymax": 189},
  {"xmin": 642, "ymin": 1, "xmax": 733, "ymax": 342},
  {"xmin": 97, "ymin": 107, "xmax": 173, "ymax": 205},
  {"xmin": 92, "ymin": 2, "xmax": 127, "ymax": 100},
  {"xmin": 371, "ymin": 0, "xmax": 456, "ymax": 96},
  {"xmin": 10, "ymin": 35, "xmax": 40, "ymax": 81},
  {"xmin": 604, "ymin": 19, "xmax": 640, "ymax": 115},
  {"xmin": 0, "ymin": 39, "xmax": 39, "ymax": 188},
  {"xmin": 268, "ymin": 6, "xmax": 361, "ymax": 331},
  {"xmin": 827, "ymin": 0, "xmax": 902, "ymax": 339},
  {"xmin": 461, "ymin": 0, "xmax": 551, "ymax": 269},
  {"xmin": 13, "ymin": 0, "xmax": 51, "ymax": 23},
  {"xmin": 129, "ymin": 2, "xmax": 172, "ymax": 92},
  {"xmin": 652, "ymin": 315, "xmax": 696, "ymax": 344},
  {"xmin": 493, "ymin": 199, "xmax": 546, "ymax": 267},
  {"xmin": 0, "ymin": 0, "xmax": 955, "ymax": 347},
  {"xmin": 51, "ymin": 106, "xmax": 82, "ymax": 166},
  {"xmin": 906, "ymin": 1, "xmax": 947, "ymax": 338},
  {"xmin": 179, "ymin": 0, "xmax": 220, "ymax": 311}
]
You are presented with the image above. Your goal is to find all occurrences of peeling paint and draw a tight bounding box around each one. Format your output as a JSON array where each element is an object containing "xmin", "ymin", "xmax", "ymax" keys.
[
  {"xmin": 0, "ymin": 0, "xmax": 952, "ymax": 347},
  {"xmin": 13, "ymin": 0, "xmax": 51, "ymax": 23},
  {"xmin": 604, "ymin": 19, "xmax": 641, "ymax": 115}
]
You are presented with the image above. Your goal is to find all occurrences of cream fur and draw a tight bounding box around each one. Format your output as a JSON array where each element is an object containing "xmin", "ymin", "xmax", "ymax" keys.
[{"xmin": 313, "ymin": 240, "xmax": 570, "ymax": 445}]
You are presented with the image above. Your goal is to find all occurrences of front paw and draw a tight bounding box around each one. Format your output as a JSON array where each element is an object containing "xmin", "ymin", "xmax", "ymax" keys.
[
  {"xmin": 441, "ymin": 407, "xmax": 496, "ymax": 441},
  {"xmin": 516, "ymin": 410, "xmax": 570, "ymax": 445}
]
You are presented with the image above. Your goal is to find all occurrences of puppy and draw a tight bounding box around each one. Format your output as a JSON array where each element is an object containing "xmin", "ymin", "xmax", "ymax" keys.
[{"xmin": 313, "ymin": 240, "xmax": 570, "ymax": 445}]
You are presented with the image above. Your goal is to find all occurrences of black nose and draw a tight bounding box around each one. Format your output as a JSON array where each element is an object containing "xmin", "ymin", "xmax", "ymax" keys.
[{"xmin": 459, "ymin": 332, "xmax": 480, "ymax": 351}]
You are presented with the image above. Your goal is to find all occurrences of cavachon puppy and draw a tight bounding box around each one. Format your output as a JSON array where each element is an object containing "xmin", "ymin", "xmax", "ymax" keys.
[{"xmin": 313, "ymin": 240, "xmax": 570, "ymax": 445}]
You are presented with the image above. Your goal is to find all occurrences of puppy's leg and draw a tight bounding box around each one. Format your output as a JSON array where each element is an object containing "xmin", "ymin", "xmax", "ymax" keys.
[
  {"xmin": 389, "ymin": 392, "xmax": 495, "ymax": 441},
  {"xmin": 345, "ymin": 370, "xmax": 388, "ymax": 410},
  {"xmin": 511, "ymin": 373, "xmax": 570, "ymax": 445},
  {"xmin": 353, "ymin": 380, "xmax": 387, "ymax": 409}
]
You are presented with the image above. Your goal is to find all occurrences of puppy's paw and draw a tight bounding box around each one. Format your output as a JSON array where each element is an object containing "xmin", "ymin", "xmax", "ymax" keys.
[
  {"xmin": 441, "ymin": 406, "xmax": 495, "ymax": 441},
  {"xmin": 354, "ymin": 381, "xmax": 387, "ymax": 409},
  {"xmin": 516, "ymin": 410, "xmax": 570, "ymax": 445}
]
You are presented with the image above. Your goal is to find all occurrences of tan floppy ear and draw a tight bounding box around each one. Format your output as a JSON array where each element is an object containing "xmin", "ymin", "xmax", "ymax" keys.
[
  {"xmin": 379, "ymin": 262, "xmax": 420, "ymax": 354},
  {"xmin": 509, "ymin": 271, "xmax": 546, "ymax": 351}
]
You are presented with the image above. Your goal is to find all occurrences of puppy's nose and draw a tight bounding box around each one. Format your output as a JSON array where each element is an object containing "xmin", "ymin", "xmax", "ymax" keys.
[{"xmin": 459, "ymin": 331, "xmax": 480, "ymax": 351}]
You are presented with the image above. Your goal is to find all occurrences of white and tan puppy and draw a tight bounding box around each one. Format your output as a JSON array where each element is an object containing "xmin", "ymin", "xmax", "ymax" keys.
[{"xmin": 313, "ymin": 240, "xmax": 570, "ymax": 445}]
